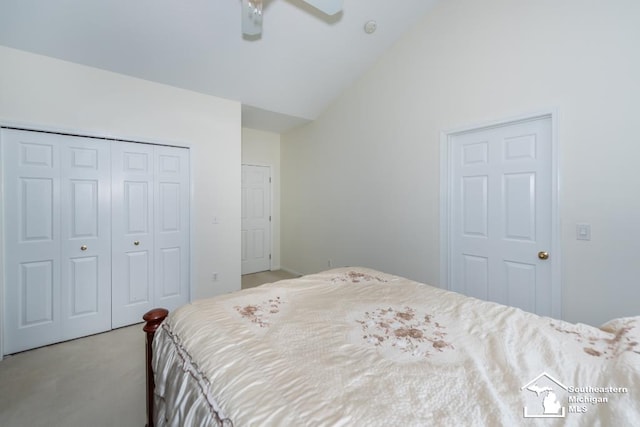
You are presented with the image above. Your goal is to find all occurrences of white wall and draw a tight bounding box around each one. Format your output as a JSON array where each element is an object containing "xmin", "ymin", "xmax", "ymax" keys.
[
  {"xmin": 0, "ymin": 46, "xmax": 242, "ymax": 302},
  {"xmin": 241, "ymin": 127, "xmax": 282, "ymax": 270},
  {"xmin": 281, "ymin": 0, "xmax": 640, "ymax": 326}
]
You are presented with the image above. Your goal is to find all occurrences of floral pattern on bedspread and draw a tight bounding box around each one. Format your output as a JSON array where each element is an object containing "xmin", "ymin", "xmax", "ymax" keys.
[
  {"xmin": 331, "ymin": 270, "xmax": 388, "ymax": 284},
  {"xmin": 551, "ymin": 318, "xmax": 640, "ymax": 359},
  {"xmin": 234, "ymin": 296, "xmax": 284, "ymax": 328},
  {"xmin": 355, "ymin": 306, "xmax": 454, "ymax": 359},
  {"xmin": 161, "ymin": 267, "xmax": 640, "ymax": 427}
]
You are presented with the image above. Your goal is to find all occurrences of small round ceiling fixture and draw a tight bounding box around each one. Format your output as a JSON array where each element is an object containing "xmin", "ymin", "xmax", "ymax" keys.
[{"xmin": 364, "ymin": 20, "xmax": 377, "ymax": 34}]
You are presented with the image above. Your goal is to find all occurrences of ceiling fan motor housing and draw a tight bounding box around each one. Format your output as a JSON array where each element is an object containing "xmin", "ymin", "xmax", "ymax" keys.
[{"xmin": 242, "ymin": 0, "xmax": 344, "ymax": 36}]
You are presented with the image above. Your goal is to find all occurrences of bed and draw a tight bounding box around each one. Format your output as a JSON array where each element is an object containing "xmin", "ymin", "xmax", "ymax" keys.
[{"xmin": 143, "ymin": 267, "xmax": 640, "ymax": 426}]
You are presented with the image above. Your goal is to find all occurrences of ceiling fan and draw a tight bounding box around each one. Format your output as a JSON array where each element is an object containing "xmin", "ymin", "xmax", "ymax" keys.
[{"xmin": 242, "ymin": 0, "xmax": 343, "ymax": 36}]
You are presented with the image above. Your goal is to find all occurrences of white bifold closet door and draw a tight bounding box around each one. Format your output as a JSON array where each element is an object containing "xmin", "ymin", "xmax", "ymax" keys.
[
  {"xmin": 2, "ymin": 130, "xmax": 190, "ymax": 354},
  {"xmin": 111, "ymin": 141, "xmax": 190, "ymax": 328},
  {"xmin": 2, "ymin": 129, "xmax": 111, "ymax": 354}
]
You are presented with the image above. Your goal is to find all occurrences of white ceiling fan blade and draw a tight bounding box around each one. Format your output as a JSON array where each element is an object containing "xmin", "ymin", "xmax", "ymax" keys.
[
  {"xmin": 242, "ymin": 0, "xmax": 263, "ymax": 36},
  {"xmin": 302, "ymin": 0, "xmax": 343, "ymax": 16}
]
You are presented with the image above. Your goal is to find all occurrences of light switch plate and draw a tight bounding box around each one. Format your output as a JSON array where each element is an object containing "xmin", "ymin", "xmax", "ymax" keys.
[{"xmin": 576, "ymin": 223, "xmax": 591, "ymax": 241}]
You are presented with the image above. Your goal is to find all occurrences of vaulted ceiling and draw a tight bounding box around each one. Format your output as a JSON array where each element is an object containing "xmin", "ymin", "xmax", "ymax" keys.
[{"xmin": 0, "ymin": 0, "xmax": 439, "ymax": 132}]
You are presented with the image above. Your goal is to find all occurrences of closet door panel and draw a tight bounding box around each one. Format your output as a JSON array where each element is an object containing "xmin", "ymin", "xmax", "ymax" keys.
[
  {"xmin": 111, "ymin": 141, "xmax": 155, "ymax": 328},
  {"xmin": 60, "ymin": 138, "xmax": 111, "ymax": 339},
  {"xmin": 68, "ymin": 257, "xmax": 99, "ymax": 315},
  {"xmin": 154, "ymin": 146, "xmax": 190, "ymax": 311},
  {"xmin": 2, "ymin": 129, "xmax": 62, "ymax": 353},
  {"xmin": 19, "ymin": 260, "xmax": 55, "ymax": 326},
  {"xmin": 126, "ymin": 251, "xmax": 151, "ymax": 302}
]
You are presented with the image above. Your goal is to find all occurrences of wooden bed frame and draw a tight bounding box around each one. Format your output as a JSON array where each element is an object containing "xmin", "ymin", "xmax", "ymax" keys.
[{"xmin": 143, "ymin": 308, "xmax": 169, "ymax": 427}]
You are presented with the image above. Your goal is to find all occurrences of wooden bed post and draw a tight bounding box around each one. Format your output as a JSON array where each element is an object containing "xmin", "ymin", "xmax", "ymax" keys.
[{"xmin": 143, "ymin": 308, "xmax": 169, "ymax": 427}]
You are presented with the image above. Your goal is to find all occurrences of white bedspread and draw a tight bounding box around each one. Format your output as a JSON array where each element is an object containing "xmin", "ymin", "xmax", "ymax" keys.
[{"xmin": 153, "ymin": 267, "xmax": 640, "ymax": 426}]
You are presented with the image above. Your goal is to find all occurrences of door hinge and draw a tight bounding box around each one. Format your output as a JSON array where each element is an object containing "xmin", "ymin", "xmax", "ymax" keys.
[
  {"xmin": 269, "ymin": 215, "xmax": 272, "ymax": 221},
  {"xmin": 269, "ymin": 254, "xmax": 272, "ymax": 260},
  {"xmin": 269, "ymin": 177, "xmax": 272, "ymax": 183}
]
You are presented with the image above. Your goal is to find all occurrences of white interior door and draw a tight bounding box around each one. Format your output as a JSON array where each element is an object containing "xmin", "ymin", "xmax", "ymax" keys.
[
  {"xmin": 112, "ymin": 142, "xmax": 190, "ymax": 327},
  {"xmin": 111, "ymin": 141, "xmax": 155, "ymax": 328},
  {"xmin": 60, "ymin": 136, "xmax": 111, "ymax": 340},
  {"xmin": 447, "ymin": 116, "xmax": 556, "ymax": 316},
  {"xmin": 2, "ymin": 129, "xmax": 190, "ymax": 353},
  {"xmin": 154, "ymin": 145, "xmax": 190, "ymax": 312},
  {"xmin": 2, "ymin": 129, "xmax": 111, "ymax": 353},
  {"xmin": 3, "ymin": 129, "xmax": 62, "ymax": 353},
  {"xmin": 241, "ymin": 165, "xmax": 271, "ymax": 275}
]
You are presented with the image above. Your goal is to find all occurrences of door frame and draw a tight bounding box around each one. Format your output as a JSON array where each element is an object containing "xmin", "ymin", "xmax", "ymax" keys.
[
  {"xmin": 241, "ymin": 163, "xmax": 273, "ymax": 274},
  {"xmin": 0, "ymin": 119, "xmax": 194, "ymax": 359},
  {"xmin": 439, "ymin": 109, "xmax": 562, "ymax": 319}
]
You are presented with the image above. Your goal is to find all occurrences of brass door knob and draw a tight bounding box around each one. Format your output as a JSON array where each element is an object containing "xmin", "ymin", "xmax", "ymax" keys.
[
  {"xmin": 80, "ymin": 245, "xmax": 88, "ymax": 251},
  {"xmin": 538, "ymin": 251, "xmax": 549, "ymax": 260},
  {"xmin": 134, "ymin": 241, "xmax": 140, "ymax": 246}
]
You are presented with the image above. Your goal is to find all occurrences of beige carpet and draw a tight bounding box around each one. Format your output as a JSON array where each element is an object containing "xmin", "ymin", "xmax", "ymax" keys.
[
  {"xmin": 0, "ymin": 324, "xmax": 145, "ymax": 427},
  {"xmin": 241, "ymin": 269, "xmax": 299, "ymax": 289},
  {"xmin": 0, "ymin": 270, "xmax": 298, "ymax": 427}
]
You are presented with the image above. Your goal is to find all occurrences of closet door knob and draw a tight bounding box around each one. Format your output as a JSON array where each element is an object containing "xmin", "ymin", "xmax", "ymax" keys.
[
  {"xmin": 134, "ymin": 241, "xmax": 140, "ymax": 246},
  {"xmin": 80, "ymin": 245, "xmax": 88, "ymax": 251}
]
